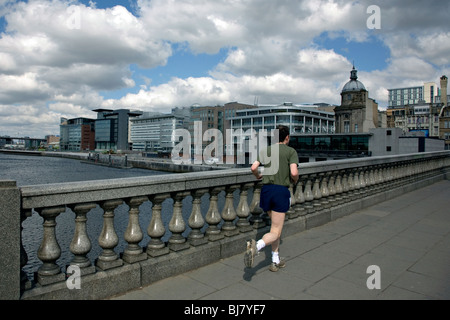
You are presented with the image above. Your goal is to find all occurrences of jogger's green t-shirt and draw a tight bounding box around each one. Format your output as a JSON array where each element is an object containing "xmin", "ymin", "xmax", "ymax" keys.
[{"xmin": 257, "ymin": 143, "xmax": 298, "ymax": 187}]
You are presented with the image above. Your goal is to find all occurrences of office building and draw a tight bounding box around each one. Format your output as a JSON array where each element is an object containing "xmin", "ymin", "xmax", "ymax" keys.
[
  {"xmin": 229, "ymin": 102, "xmax": 335, "ymax": 134},
  {"xmin": 59, "ymin": 117, "xmax": 95, "ymax": 151},
  {"xmin": 130, "ymin": 113, "xmax": 184, "ymax": 152},
  {"xmin": 92, "ymin": 109, "xmax": 143, "ymax": 152},
  {"xmin": 388, "ymin": 82, "xmax": 437, "ymax": 107}
]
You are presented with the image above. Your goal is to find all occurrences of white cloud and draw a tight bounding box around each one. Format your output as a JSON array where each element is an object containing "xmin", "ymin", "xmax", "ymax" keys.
[{"xmin": 0, "ymin": 0, "xmax": 449, "ymax": 137}]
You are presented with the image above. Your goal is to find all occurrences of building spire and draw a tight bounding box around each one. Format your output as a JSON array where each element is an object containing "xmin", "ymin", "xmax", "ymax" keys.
[{"xmin": 350, "ymin": 64, "xmax": 358, "ymax": 81}]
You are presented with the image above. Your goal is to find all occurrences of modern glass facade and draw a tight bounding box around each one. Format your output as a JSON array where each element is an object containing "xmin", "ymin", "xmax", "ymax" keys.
[
  {"xmin": 93, "ymin": 109, "xmax": 143, "ymax": 151},
  {"xmin": 388, "ymin": 86, "xmax": 423, "ymax": 107},
  {"xmin": 130, "ymin": 115, "xmax": 184, "ymax": 152},
  {"xmin": 229, "ymin": 103, "xmax": 335, "ymax": 134},
  {"xmin": 59, "ymin": 117, "xmax": 95, "ymax": 151},
  {"xmin": 289, "ymin": 134, "xmax": 370, "ymax": 158}
]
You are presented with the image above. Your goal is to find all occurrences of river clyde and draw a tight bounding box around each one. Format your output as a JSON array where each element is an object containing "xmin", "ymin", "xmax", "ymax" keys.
[{"xmin": 0, "ymin": 152, "xmax": 178, "ymax": 279}]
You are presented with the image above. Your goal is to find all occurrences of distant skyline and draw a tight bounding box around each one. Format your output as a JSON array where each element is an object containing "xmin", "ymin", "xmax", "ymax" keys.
[{"xmin": 0, "ymin": 0, "xmax": 449, "ymax": 138}]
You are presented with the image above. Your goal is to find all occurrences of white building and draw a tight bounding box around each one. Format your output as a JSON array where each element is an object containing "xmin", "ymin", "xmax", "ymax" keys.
[
  {"xmin": 130, "ymin": 113, "xmax": 184, "ymax": 152},
  {"xmin": 229, "ymin": 102, "xmax": 335, "ymax": 135}
]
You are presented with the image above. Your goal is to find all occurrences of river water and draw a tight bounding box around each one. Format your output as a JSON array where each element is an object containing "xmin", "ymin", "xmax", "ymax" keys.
[
  {"xmin": 0, "ymin": 152, "xmax": 177, "ymax": 279},
  {"xmin": 1, "ymin": 152, "xmax": 239, "ymax": 281}
]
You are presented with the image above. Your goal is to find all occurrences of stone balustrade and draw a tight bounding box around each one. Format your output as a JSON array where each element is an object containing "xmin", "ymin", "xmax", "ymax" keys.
[{"xmin": 1, "ymin": 151, "xmax": 449, "ymax": 300}]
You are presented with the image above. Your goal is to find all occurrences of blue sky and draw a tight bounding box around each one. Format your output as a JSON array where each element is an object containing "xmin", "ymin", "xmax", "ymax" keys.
[
  {"xmin": 0, "ymin": 0, "xmax": 449, "ymax": 137},
  {"xmin": 315, "ymin": 32, "xmax": 390, "ymax": 72}
]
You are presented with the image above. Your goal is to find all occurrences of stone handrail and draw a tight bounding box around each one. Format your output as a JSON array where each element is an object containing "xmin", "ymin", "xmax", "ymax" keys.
[{"xmin": 1, "ymin": 151, "xmax": 449, "ymax": 300}]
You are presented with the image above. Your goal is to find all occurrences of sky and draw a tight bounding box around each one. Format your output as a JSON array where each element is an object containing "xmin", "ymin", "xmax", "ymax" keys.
[{"xmin": 0, "ymin": 0, "xmax": 449, "ymax": 138}]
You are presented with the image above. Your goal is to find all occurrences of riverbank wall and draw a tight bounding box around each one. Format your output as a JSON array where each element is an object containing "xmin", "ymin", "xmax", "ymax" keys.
[{"xmin": 0, "ymin": 149, "xmax": 226, "ymax": 173}]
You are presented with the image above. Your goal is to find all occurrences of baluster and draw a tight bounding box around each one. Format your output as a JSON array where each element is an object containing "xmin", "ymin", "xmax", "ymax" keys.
[
  {"xmin": 236, "ymin": 183, "xmax": 253, "ymax": 232},
  {"xmin": 368, "ymin": 167, "xmax": 375, "ymax": 192},
  {"xmin": 372, "ymin": 166, "xmax": 380, "ymax": 193},
  {"xmin": 36, "ymin": 206, "xmax": 66, "ymax": 285},
  {"xmin": 21, "ymin": 210, "xmax": 32, "ymax": 290},
  {"xmin": 320, "ymin": 172, "xmax": 330, "ymax": 209},
  {"xmin": 294, "ymin": 177, "xmax": 306, "ymax": 217},
  {"xmin": 312, "ymin": 174, "xmax": 322, "ymax": 212},
  {"xmin": 147, "ymin": 193, "xmax": 170, "ymax": 257},
  {"xmin": 205, "ymin": 187, "xmax": 224, "ymax": 241},
  {"xmin": 249, "ymin": 181, "xmax": 265, "ymax": 228},
  {"xmin": 123, "ymin": 196, "xmax": 148, "ymax": 263},
  {"xmin": 303, "ymin": 175, "xmax": 314, "ymax": 214},
  {"xmin": 327, "ymin": 171, "xmax": 337, "ymax": 207},
  {"xmin": 188, "ymin": 189, "xmax": 208, "ymax": 246},
  {"xmin": 341, "ymin": 170, "xmax": 350, "ymax": 202},
  {"xmin": 221, "ymin": 185, "xmax": 240, "ymax": 237},
  {"xmin": 168, "ymin": 192, "xmax": 190, "ymax": 251},
  {"xmin": 358, "ymin": 168, "xmax": 366, "ymax": 198},
  {"xmin": 334, "ymin": 171, "xmax": 344, "ymax": 205},
  {"xmin": 378, "ymin": 165, "xmax": 385, "ymax": 189},
  {"xmin": 69, "ymin": 203, "xmax": 96, "ymax": 275},
  {"xmin": 286, "ymin": 183, "xmax": 297, "ymax": 219},
  {"xmin": 382, "ymin": 165, "xmax": 389, "ymax": 188},
  {"xmin": 96, "ymin": 199, "xmax": 123, "ymax": 271},
  {"xmin": 349, "ymin": 169, "xmax": 359, "ymax": 199},
  {"xmin": 345, "ymin": 169, "xmax": 354, "ymax": 200},
  {"xmin": 405, "ymin": 161, "xmax": 412, "ymax": 184}
]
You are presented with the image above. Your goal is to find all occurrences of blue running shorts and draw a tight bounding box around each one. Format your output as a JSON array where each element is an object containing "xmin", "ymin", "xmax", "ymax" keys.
[{"xmin": 260, "ymin": 184, "xmax": 291, "ymax": 213}]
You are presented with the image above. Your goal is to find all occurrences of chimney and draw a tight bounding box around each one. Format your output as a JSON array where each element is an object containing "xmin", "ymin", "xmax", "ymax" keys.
[{"xmin": 440, "ymin": 75, "xmax": 448, "ymax": 106}]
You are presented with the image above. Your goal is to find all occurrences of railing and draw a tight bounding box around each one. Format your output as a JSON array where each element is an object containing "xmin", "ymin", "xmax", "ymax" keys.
[{"xmin": 1, "ymin": 151, "xmax": 449, "ymax": 300}]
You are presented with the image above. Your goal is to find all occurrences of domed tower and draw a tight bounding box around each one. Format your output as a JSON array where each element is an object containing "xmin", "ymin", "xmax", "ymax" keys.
[
  {"xmin": 341, "ymin": 66, "xmax": 367, "ymax": 107},
  {"xmin": 334, "ymin": 66, "xmax": 378, "ymax": 133}
]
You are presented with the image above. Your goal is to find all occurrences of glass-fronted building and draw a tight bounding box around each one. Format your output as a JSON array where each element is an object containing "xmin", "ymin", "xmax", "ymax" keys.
[
  {"xmin": 59, "ymin": 117, "xmax": 95, "ymax": 151},
  {"xmin": 289, "ymin": 133, "xmax": 371, "ymax": 161},
  {"xmin": 229, "ymin": 102, "xmax": 335, "ymax": 134},
  {"xmin": 93, "ymin": 109, "xmax": 143, "ymax": 152},
  {"xmin": 130, "ymin": 113, "xmax": 184, "ymax": 152}
]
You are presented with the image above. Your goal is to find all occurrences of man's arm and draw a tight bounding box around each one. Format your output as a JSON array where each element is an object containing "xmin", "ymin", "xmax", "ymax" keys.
[
  {"xmin": 251, "ymin": 160, "xmax": 262, "ymax": 179},
  {"xmin": 290, "ymin": 163, "xmax": 299, "ymax": 184}
]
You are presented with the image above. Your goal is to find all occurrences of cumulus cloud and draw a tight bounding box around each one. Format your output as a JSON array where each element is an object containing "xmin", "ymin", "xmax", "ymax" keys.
[{"xmin": 0, "ymin": 0, "xmax": 448, "ymax": 137}]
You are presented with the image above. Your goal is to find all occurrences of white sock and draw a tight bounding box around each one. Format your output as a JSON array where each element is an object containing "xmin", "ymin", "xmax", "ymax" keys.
[
  {"xmin": 256, "ymin": 239, "xmax": 265, "ymax": 251},
  {"xmin": 272, "ymin": 251, "xmax": 280, "ymax": 264}
]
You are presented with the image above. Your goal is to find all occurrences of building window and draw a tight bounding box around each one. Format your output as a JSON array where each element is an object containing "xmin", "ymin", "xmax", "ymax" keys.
[
  {"xmin": 387, "ymin": 130, "xmax": 392, "ymax": 136},
  {"xmin": 386, "ymin": 146, "xmax": 392, "ymax": 152},
  {"xmin": 344, "ymin": 121, "xmax": 350, "ymax": 133}
]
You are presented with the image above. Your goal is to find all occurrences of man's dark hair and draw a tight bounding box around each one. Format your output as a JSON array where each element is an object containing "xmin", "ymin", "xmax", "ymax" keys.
[{"xmin": 276, "ymin": 125, "xmax": 290, "ymax": 142}]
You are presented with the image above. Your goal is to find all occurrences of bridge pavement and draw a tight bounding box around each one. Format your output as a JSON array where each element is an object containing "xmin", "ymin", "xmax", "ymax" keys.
[{"xmin": 109, "ymin": 180, "xmax": 450, "ymax": 301}]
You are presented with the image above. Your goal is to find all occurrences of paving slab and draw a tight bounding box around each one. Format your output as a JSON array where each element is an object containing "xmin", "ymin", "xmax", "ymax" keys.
[{"xmin": 109, "ymin": 180, "xmax": 450, "ymax": 301}]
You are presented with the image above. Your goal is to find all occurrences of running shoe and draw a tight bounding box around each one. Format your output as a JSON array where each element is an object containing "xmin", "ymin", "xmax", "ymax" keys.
[{"xmin": 269, "ymin": 260, "xmax": 286, "ymax": 272}]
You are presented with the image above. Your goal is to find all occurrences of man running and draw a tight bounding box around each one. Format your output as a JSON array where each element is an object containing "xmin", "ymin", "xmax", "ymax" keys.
[{"xmin": 246, "ymin": 125, "xmax": 299, "ymax": 271}]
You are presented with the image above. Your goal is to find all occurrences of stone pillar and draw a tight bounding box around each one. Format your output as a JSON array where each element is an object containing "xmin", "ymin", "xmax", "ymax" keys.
[
  {"xmin": 205, "ymin": 187, "xmax": 224, "ymax": 241},
  {"xmin": 96, "ymin": 199, "xmax": 123, "ymax": 270},
  {"xmin": 147, "ymin": 193, "xmax": 170, "ymax": 257},
  {"xmin": 69, "ymin": 203, "xmax": 97, "ymax": 275},
  {"xmin": 0, "ymin": 181, "xmax": 21, "ymax": 299},
  {"xmin": 221, "ymin": 185, "xmax": 240, "ymax": 237},
  {"xmin": 36, "ymin": 206, "xmax": 66, "ymax": 285},
  {"xmin": 188, "ymin": 189, "xmax": 208, "ymax": 246},
  {"xmin": 236, "ymin": 183, "xmax": 253, "ymax": 232},
  {"xmin": 123, "ymin": 196, "xmax": 148, "ymax": 263},
  {"xmin": 249, "ymin": 182, "xmax": 265, "ymax": 228},
  {"xmin": 168, "ymin": 192, "xmax": 190, "ymax": 251}
]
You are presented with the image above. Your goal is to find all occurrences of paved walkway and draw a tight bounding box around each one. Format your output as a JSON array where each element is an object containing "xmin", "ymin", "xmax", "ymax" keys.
[{"xmin": 110, "ymin": 180, "xmax": 450, "ymax": 300}]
